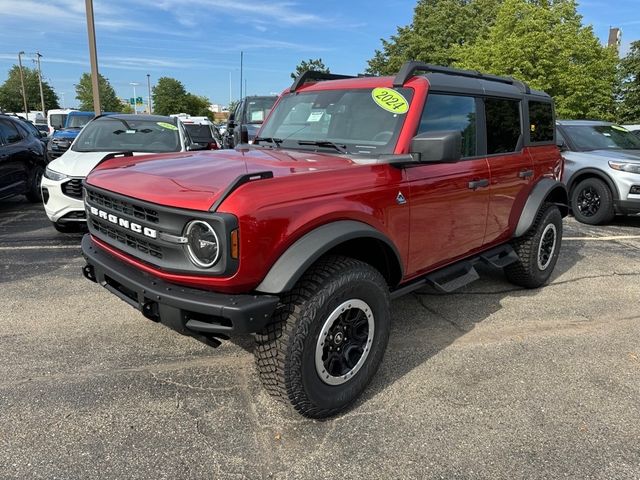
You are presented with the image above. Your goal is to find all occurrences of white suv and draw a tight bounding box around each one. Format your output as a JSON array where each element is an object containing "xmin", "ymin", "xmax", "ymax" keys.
[{"xmin": 42, "ymin": 114, "xmax": 197, "ymax": 232}]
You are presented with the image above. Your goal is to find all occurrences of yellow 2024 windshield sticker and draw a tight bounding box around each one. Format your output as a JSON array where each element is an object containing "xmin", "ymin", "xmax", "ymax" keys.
[
  {"xmin": 157, "ymin": 122, "xmax": 178, "ymax": 130},
  {"xmin": 611, "ymin": 125, "xmax": 629, "ymax": 132},
  {"xmin": 371, "ymin": 88, "xmax": 409, "ymax": 114}
]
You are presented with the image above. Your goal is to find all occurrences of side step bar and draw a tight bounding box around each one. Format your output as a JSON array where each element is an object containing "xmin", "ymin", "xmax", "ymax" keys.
[{"xmin": 390, "ymin": 244, "xmax": 518, "ymax": 300}]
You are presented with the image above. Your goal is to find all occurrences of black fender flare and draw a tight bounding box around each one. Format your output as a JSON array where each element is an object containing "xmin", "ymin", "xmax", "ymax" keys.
[
  {"xmin": 255, "ymin": 220, "xmax": 403, "ymax": 294},
  {"xmin": 566, "ymin": 168, "xmax": 620, "ymax": 200},
  {"xmin": 514, "ymin": 178, "xmax": 568, "ymax": 237}
]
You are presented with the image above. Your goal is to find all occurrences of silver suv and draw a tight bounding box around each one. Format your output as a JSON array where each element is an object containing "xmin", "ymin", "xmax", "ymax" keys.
[{"xmin": 556, "ymin": 120, "xmax": 640, "ymax": 224}]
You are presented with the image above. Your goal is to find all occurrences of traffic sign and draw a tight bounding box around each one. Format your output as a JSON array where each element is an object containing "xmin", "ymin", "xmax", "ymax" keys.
[{"xmin": 129, "ymin": 97, "xmax": 144, "ymax": 105}]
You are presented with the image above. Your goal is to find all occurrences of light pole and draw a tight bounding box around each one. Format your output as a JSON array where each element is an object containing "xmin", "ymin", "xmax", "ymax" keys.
[
  {"xmin": 146, "ymin": 74, "xmax": 152, "ymax": 114},
  {"xmin": 130, "ymin": 82, "xmax": 139, "ymax": 114},
  {"xmin": 35, "ymin": 52, "xmax": 46, "ymax": 115},
  {"xmin": 17, "ymin": 51, "xmax": 29, "ymax": 116},
  {"xmin": 85, "ymin": 0, "xmax": 101, "ymax": 115}
]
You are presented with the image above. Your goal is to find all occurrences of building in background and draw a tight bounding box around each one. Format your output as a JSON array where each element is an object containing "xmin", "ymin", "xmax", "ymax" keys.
[{"xmin": 608, "ymin": 27, "xmax": 622, "ymax": 52}]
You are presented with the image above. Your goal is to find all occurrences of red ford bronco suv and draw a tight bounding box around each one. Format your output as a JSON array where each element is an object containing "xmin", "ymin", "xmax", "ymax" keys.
[{"xmin": 81, "ymin": 62, "xmax": 567, "ymax": 418}]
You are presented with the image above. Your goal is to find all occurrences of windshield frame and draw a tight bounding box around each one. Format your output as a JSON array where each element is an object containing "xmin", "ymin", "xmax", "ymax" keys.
[
  {"xmin": 71, "ymin": 117, "xmax": 182, "ymax": 153},
  {"xmin": 256, "ymin": 87, "xmax": 414, "ymax": 156},
  {"xmin": 561, "ymin": 124, "xmax": 640, "ymax": 152}
]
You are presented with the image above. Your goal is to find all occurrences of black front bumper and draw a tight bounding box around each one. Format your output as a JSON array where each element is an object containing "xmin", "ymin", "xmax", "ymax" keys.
[
  {"xmin": 81, "ymin": 235, "xmax": 279, "ymax": 343},
  {"xmin": 615, "ymin": 199, "xmax": 640, "ymax": 215}
]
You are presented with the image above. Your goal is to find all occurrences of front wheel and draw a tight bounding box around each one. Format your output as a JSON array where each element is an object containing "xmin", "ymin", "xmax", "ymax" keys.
[
  {"xmin": 25, "ymin": 165, "xmax": 44, "ymax": 203},
  {"xmin": 255, "ymin": 256, "xmax": 391, "ymax": 418},
  {"xmin": 505, "ymin": 203, "xmax": 562, "ymax": 289},
  {"xmin": 571, "ymin": 177, "xmax": 615, "ymax": 225}
]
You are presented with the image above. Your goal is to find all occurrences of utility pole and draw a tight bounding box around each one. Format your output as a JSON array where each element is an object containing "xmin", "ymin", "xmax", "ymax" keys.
[
  {"xmin": 35, "ymin": 52, "xmax": 46, "ymax": 115},
  {"xmin": 17, "ymin": 51, "xmax": 29, "ymax": 116},
  {"xmin": 239, "ymin": 51, "xmax": 243, "ymax": 100},
  {"xmin": 146, "ymin": 74, "xmax": 152, "ymax": 114},
  {"xmin": 85, "ymin": 0, "xmax": 101, "ymax": 115},
  {"xmin": 130, "ymin": 82, "xmax": 139, "ymax": 114},
  {"xmin": 229, "ymin": 71, "xmax": 232, "ymax": 105}
]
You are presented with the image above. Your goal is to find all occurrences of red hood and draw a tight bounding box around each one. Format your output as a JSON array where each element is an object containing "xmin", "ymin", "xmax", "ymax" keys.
[{"xmin": 86, "ymin": 148, "xmax": 358, "ymax": 211}]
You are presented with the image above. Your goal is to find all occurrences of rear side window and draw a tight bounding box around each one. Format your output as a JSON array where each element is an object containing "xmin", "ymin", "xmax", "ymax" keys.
[
  {"xmin": 419, "ymin": 94, "xmax": 477, "ymax": 158},
  {"xmin": 485, "ymin": 98, "xmax": 521, "ymax": 154},
  {"xmin": 529, "ymin": 101, "xmax": 554, "ymax": 143},
  {"xmin": 0, "ymin": 120, "xmax": 22, "ymax": 144}
]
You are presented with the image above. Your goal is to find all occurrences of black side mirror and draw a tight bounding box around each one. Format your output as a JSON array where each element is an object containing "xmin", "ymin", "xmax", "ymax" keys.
[
  {"xmin": 411, "ymin": 130, "xmax": 462, "ymax": 163},
  {"xmin": 557, "ymin": 141, "xmax": 568, "ymax": 152},
  {"xmin": 186, "ymin": 143, "xmax": 206, "ymax": 151}
]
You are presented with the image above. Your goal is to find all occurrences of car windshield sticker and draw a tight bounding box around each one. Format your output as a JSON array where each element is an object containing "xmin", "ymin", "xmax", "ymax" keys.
[
  {"xmin": 371, "ymin": 88, "xmax": 409, "ymax": 114},
  {"xmin": 250, "ymin": 111, "xmax": 264, "ymax": 122},
  {"xmin": 126, "ymin": 129, "xmax": 136, "ymax": 134},
  {"xmin": 611, "ymin": 125, "xmax": 629, "ymax": 132},
  {"xmin": 157, "ymin": 122, "xmax": 178, "ymax": 130},
  {"xmin": 307, "ymin": 111, "xmax": 324, "ymax": 122}
]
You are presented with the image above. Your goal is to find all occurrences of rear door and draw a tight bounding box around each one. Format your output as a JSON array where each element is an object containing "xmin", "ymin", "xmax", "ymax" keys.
[
  {"xmin": 406, "ymin": 93, "xmax": 491, "ymax": 276},
  {"xmin": 0, "ymin": 119, "xmax": 28, "ymax": 198},
  {"xmin": 482, "ymin": 97, "xmax": 533, "ymax": 244}
]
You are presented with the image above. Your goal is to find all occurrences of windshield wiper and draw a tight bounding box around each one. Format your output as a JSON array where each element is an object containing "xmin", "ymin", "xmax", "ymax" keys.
[
  {"xmin": 297, "ymin": 140, "xmax": 348, "ymax": 154},
  {"xmin": 253, "ymin": 136, "xmax": 283, "ymax": 147}
]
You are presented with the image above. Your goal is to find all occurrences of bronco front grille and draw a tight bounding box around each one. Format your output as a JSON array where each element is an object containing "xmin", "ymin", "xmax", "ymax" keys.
[
  {"xmin": 61, "ymin": 179, "xmax": 83, "ymax": 199},
  {"xmin": 87, "ymin": 189, "xmax": 160, "ymax": 224},
  {"xmin": 91, "ymin": 217, "xmax": 163, "ymax": 259}
]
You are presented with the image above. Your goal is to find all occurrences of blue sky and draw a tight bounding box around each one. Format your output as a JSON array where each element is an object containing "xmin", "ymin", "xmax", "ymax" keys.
[{"xmin": 0, "ymin": 0, "xmax": 637, "ymax": 109}]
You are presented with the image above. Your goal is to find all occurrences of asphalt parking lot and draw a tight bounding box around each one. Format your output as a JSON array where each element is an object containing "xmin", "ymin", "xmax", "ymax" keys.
[{"xmin": 1, "ymin": 198, "xmax": 639, "ymax": 480}]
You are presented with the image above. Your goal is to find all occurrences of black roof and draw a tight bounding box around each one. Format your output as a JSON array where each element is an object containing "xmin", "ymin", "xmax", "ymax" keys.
[{"xmin": 422, "ymin": 71, "xmax": 549, "ymax": 99}]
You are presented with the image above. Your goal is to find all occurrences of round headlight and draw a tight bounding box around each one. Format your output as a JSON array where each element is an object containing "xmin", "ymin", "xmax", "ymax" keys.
[{"xmin": 185, "ymin": 220, "xmax": 220, "ymax": 268}]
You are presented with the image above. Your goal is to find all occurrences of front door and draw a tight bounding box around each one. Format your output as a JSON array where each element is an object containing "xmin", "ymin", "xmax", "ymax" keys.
[{"xmin": 405, "ymin": 93, "xmax": 490, "ymax": 277}]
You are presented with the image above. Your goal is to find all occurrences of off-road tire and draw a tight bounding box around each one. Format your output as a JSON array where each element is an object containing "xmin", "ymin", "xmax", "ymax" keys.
[
  {"xmin": 254, "ymin": 255, "xmax": 391, "ymax": 418},
  {"xmin": 505, "ymin": 203, "xmax": 562, "ymax": 289},
  {"xmin": 571, "ymin": 177, "xmax": 615, "ymax": 225},
  {"xmin": 25, "ymin": 165, "xmax": 44, "ymax": 203}
]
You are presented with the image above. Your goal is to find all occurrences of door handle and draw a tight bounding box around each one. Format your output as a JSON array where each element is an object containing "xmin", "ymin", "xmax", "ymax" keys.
[
  {"xmin": 519, "ymin": 169, "xmax": 534, "ymax": 179},
  {"xmin": 468, "ymin": 178, "xmax": 490, "ymax": 190}
]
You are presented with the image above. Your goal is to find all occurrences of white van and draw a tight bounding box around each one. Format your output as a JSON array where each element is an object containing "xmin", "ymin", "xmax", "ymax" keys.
[{"xmin": 47, "ymin": 108, "xmax": 77, "ymax": 134}]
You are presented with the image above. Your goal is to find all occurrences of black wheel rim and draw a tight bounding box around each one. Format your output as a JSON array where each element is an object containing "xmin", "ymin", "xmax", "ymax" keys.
[
  {"xmin": 576, "ymin": 186, "xmax": 600, "ymax": 217},
  {"xmin": 315, "ymin": 299, "xmax": 374, "ymax": 385},
  {"xmin": 537, "ymin": 223, "xmax": 557, "ymax": 271}
]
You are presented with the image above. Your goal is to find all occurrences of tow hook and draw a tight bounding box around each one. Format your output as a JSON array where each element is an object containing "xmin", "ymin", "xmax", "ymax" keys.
[{"xmin": 82, "ymin": 264, "xmax": 96, "ymax": 283}]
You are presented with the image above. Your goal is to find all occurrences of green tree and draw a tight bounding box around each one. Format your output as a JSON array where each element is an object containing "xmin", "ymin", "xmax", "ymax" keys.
[
  {"xmin": 291, "ymin": 58, "xmax": 330, "ymax": 79},
  {"xmin": 75, "ymin": 73, "xmax": 125, "ymax": 112},
  {"xmin": 366, "ymin": 0, "xmax": 502, "ymax": 75},
  {"xmin": 152, "ymin": 77, "xmax": 187, "ymax": 115},
  {"xmin": 455, "ymin": 0, "xmax": 617, "ymax": 120},
  {"xmin": 183, "ymin": 93, "xmax": 211, "ymax": 117},
  {"xmin": 0, "ymin": 65, "xmax": 59, "ymax": 112},
  {"xmin": 617, "ymin": 41, "xmax": 640, "ymax": 123}
]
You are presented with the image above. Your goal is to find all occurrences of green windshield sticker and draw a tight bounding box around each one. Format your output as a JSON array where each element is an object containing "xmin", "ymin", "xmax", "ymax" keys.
[
  {"xmin": 611, "ymin": 125, "xmax": 629, "ymax": 132},
  {"xmin": 157, "ymin": 122, "xmax": 178, "ymax": 131},
  {"xmin": 371, "ymin": 88, "xmax": 409, "ymax": 114}
]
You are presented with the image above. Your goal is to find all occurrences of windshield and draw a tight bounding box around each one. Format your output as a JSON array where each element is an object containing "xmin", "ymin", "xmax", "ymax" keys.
[
  {"xmin": 184, "ymin": 124, "xmax": 214, "ymax": 143},
  {"xmin": 72, "ymin": 118, "xmax": 181, "ymax": 153},
  {"xmin": 50, "ymin": 114, "xmax": 67, "ymax": 130},
  {"xmin": 258, "ymin": 88, "xmax": 413, "ymax": 155},
  {"xmin": 66, "ymin": 114, "xmax": 93, "ymax": 129},
  {"xmin": 245, "ymin": 97, "xmax": 276, "ymax": 124},
  {"xmin": 563, "ymin": 125, "xmax": 640, "ymax": 151}
]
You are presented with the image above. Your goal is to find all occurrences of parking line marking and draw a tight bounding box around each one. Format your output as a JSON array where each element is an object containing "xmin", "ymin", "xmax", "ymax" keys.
[
  {"xmin": 564, "ymin": 235, "xmax": 640, "ymax": 241},
  {"xmin": 0, "ymin": 245, "xmax": 79, "ymax": 250}
]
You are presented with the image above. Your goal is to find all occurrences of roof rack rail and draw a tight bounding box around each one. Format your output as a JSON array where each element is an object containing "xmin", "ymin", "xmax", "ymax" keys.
[
  {"xmin": 290, "ymin": 71, "xmax": 355, "ymax": 92},
  {"xmin": 393, "ymin": 61, "xmax": 530, "ymax": 94}
]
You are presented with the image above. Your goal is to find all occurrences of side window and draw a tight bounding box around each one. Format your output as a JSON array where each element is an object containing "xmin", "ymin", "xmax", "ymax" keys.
[
  {"xmin": 556, "ymin": 129, "xmax": 566, "ymax": 147},
  {"xmin": 485, "ymin": 98, "xmax": 521, "ymax": 154},
  {"xmin": 0, "ymin": 120, "xmax": 22, "ymax": 144},
  {"xmin": 419, "ymin": 94, "xmax": 477, "ymax": 158},
  {"xmin": 529, "ymin": 101, "xmax": 554, "ymax": 143}
]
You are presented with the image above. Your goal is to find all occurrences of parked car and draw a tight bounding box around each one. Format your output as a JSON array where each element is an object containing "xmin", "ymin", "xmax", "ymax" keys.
[
  {"xmin": 623, "ymin": 124, "xmax": 640, "ymax": 139},
  {"xmin": 182, "ymin": 119, "xmax": 221, "ymax": 150},
  {"xmin": 557, "ymin": 120, "xmax": 640, "ymax": 224},
  {"xmin": 47, "ymin": 108, "xmax": 77, "ymax": 135},
  {"xmin": 42, "ymin": 114, "xmax": 203, "ymax": 232},
  {"xmin": 0, "ymin": 114, "xmax": 46, "ymax": 202},
  {"xmin": 222, "ymin": 95, "xmax": 277, "ymax": 148},
  {"xmin": 46, "ymin": 111, "xmax": 95, "ymax": 162},
  {"xmin": 80, "ymin": 62, "xmax": 567, "ymax": 418}
]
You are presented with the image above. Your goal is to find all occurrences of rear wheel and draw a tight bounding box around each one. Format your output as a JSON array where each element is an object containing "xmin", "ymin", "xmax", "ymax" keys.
[
  {"xmin": 571, "ymin": 177, "xmax": 615, "ymax": 225},
  {"xmin": 505, "ymin": 203, "xmax": 562, "ymax": 289},
  {"xmin": 25, "ymin": 165, "xmax": 44, "ymax": 203},
  {"xmin": 254, "ymin": 256, "xmax": 391, "ymax": 418}
]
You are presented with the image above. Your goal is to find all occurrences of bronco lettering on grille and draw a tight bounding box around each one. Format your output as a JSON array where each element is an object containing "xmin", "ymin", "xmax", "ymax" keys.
[{"xmin": 88, "ymin": 206, "xmax": 157, "ymax": 239}]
